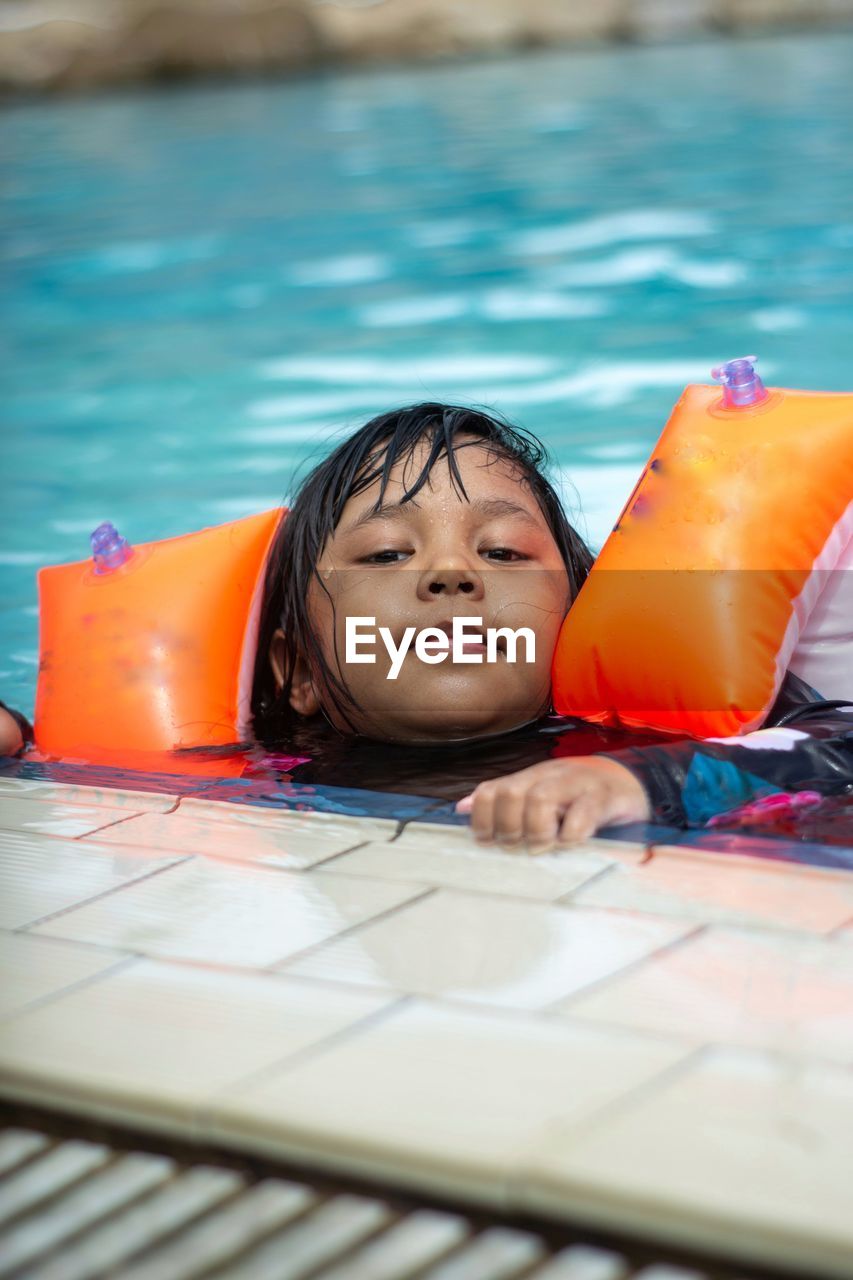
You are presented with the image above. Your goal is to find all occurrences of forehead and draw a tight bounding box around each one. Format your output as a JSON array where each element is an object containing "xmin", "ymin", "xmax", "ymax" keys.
[{"xmin": 354, "ymin": 437, "xmax": 534, "ymax": 510}]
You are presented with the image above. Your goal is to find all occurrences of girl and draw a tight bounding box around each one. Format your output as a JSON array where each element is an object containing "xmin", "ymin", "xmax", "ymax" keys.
[
  {"xmin": 249, "ymin": 402, "xmax": 851, "ymax": 850},
  {"xmin": 3, "ymin": 403, "xmax": 851, "ymax": 849}
]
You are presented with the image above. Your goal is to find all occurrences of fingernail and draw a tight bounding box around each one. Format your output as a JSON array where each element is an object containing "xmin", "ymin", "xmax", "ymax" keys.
[{"xmin": 455, "ymin": 795, "xmax": 474, "ymax": 813}]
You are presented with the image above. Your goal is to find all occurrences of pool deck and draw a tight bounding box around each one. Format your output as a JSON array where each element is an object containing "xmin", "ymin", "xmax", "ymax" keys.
[{"xmin": 1, "ymin": 771, "xmax": 852, "ymax": 1278}]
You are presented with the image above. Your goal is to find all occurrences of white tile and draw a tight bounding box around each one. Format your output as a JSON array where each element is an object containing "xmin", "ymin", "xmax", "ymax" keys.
[
  {"xmin": 520, "ymin": 1049, "xmax": 853, "ymax": 1280},
  {"xmin": 398, "ymin": 821, "xmax": 646, "ymax": 866},
  {"xmin": 0, "ymin": 795, "xmax": 140, "ymax": 839},
  {"xmin": 561, "ymin": 927, "xmax": 853, "ymax": 1063},
  {"xmin": 315, "ymin": 836, "xmax": 611, "ymax": 902},
  {"xmin": 179, "ymin": 794, "xmax": 398, "ymax": 840},
  {"xmin": 286, "ymin": 891, "xmax": 692, "ymax": 1011},
  {"xmin": 571, "ymin": 848, "xmax": 853, "ymax": 934},
  {"xmin": 210, "ymin": 1001, "xmax": 689, "ymax": 1206},
  {"xmin": 0, "ymin": 777, "xmax": 178, "ymax": 812},
  {"xmin": 0, "ymin": 959, "xmax": 393, "ymax": 1128},
  {"xmin": 91, "ymin": 802, "xmax": 394, "ymax": 870},
  {"xmin": 34, "ymin": 860, "xmax": 427, "ymax": 967},
  {"xmin": 0, "ymin": 829, "xmax": 185, "ymax": 929},
  {"xmin": 0, "ymin": 931, "xmax": 128, "ymax": 1016}
]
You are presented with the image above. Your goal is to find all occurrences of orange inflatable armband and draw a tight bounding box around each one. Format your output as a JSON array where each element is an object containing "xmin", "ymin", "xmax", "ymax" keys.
[
  {"xmin": 35, "ymin": 509, "xmax": 282, "ymax": 771},
  {"xmin": 552, "ymin": 358, "xmax": 853, "ymax": 738}
]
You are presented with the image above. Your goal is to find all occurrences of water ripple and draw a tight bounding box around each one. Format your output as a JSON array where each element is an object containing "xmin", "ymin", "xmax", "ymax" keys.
[
  {"xmin": 550, "ymin": 248, "xmax": 746, "ymax": 288},
  {"xmin": 511, "ymin": 209, "xmax": 714, "ymax": 257},
  {"xmin": 258, "ymin": 355, "xmax": 559, "ymax": 384},
  {"xmin": 289, "ymin": 254, "xmax": 391, "ymax": 286}
]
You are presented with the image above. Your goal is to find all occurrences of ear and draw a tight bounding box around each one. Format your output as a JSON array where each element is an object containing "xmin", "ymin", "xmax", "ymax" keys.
[{"xmin": 269, "ymin": 628, "xmax": 321, "ymax": 717}]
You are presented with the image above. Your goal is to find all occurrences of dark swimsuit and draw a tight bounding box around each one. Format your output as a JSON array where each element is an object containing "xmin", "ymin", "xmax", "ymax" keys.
[{"xmin": 256, "ymin": 672, "xmax": 853, "ymax": 832}]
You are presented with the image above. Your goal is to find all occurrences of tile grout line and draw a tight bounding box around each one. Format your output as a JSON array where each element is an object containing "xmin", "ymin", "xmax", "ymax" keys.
[
  {"xmin": 541, "ymin": 922, "xmax": 710, "ymax": 1014},
  {"xmin": 317, "ymin": 838, "xmax": 404, "ymax": 867},
  {"xmin": 505, "ymin": 1043, "xmax": 713, "ymax": 1211},
  {"xmin": 825, "ymin": 915, "xmax": 853, "ymax": 939},
  {"xmin": 411, "ymin": 991, "xmax": 700, "ymax": 1041},
  {"xmin": 312, "ymin": 866, "xmax": 627, "ymax": 909},
  {"xmin": 197, "ymin": 994, "xmax": 416, "ymax": 1118},
  {"xmin": 0, "ymin": 781, "xmax": 183, "ymax": 818},
  {"xmin": 553, "ymin": 891, "xmax": 853, "ymax": 940},
  {"xmin": 174, "ymin": 791, "xmax": 404, "ymax": 838},
  {"xmin": 552, "ymin": 1007, "xmax": 853, "ymax": 1072},
  {"xmin": 16, "ymin": 856, "xmax": 195, "ymax": 931},
  {"xmin": 68, "ymin": 811, "xmax": 167, "ymax": 840},
  {"xmin": 0, "ymin": 954, "xmax": 141, "ymax": 1026},
  {"xmin": 166, "ymin": 841, "xmax": 378, "ymax": 877},
  {"xmin": 5, "ymin": 927, "xmax": 141, "ymax": 961},
  {"xmin": 554, "ymin": 862, "xmax": 620, "ymax": 901},
  {"xmin": 268, "ymin": 886, "xmax": 438, "ymax": 971}
]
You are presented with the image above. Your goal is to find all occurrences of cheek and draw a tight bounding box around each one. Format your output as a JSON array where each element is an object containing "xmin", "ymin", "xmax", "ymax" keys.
[
  {"xmin": 331, "ymin": 574, "xmax": 413, "ymax": 642},
  {"xmin": 491, "ymin": 572, "xmax": 569, "ymax": 627}
]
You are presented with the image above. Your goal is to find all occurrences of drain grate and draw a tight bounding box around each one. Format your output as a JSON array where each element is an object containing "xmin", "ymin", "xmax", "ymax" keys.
[{"xmin": 0, "ymin": 1116, "xmax": 784, "ymax": 1280}]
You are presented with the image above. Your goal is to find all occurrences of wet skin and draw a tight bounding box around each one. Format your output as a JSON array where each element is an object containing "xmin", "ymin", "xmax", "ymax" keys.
[
  {"xmin": 269, "ymin": 437, "xmax": 651, "ymax": 849},
  {"xmin": 271, "ymin": 439, "xmax": 571, "ymax": 743},
  {"xmin": 0, "ymin": 708, "xmax": 23, "ymax": 756}
]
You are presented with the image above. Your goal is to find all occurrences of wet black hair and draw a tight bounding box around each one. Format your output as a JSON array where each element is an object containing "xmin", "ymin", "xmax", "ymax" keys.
[{"xmin": 251, "ymin": 403, "xmax": 593, "ymax": 745}]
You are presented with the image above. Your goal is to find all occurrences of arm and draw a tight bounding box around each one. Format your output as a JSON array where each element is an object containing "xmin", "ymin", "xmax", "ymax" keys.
[
  {"xmin": 609, "ymin": 704, "xmax": 853, "ymax": 828},
  {"xmin": 458, "ymin": 684, "xmax": 852, "ymax": 850},
  {"xmin": 0, "ymin": 701, "xmax": 34, "ymax": 757}
]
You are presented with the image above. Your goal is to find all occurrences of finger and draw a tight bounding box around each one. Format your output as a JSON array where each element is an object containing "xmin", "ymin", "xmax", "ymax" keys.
[
  {"xmin": 455, "ymin": 794, "xmax": 474, "ymax": 814},
  {"xmin": 522, "ymin": 787, "xmax": 563, "ymax": 854},
  {"xmin": 558, "ymin": 791, "xmax": 605, "ymax": 845},
  {"xmin": 468, "ymin": 783, "xmax": 497, "ymax": 844},
  {"xmin": 492, "ymin": 785, "xmax": 527, "ymax": 848}
]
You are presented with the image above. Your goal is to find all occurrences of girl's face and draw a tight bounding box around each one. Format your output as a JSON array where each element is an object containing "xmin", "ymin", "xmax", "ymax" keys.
[{"xmin": 275, "ymin": 439, "xmax": 572, "ymax": 742}]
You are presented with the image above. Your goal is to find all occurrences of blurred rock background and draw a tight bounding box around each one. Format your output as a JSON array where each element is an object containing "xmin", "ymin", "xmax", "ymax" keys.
[{"xmin": 2, "ymin": 0, "xmax": 852, "ymax": 92}]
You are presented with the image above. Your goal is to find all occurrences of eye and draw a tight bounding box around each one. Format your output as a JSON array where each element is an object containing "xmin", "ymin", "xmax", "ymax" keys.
[
  {"xmin": 361, "ymin": 549, "xmax": 411, "ymax": 564},
  {"xmin": 482, "ymin": 547, "xmax": 528, "ymax": 562}
]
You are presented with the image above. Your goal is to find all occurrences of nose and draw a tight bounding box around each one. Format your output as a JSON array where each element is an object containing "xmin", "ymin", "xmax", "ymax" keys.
[{"xmin": 416, "ymin": 563, "xmax": 485, "ymax": 601}]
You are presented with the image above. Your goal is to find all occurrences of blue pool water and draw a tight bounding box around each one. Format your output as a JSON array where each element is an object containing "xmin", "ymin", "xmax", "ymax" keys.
[{"xmin": 3, "ymin": 31, "xmax": 853, "ymax": 716}]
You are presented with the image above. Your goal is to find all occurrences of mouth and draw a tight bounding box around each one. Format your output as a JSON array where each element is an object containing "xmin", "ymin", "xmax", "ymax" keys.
[{"xmin": 435, "ymin": 620, "xmax": 507, "ymax": 657}]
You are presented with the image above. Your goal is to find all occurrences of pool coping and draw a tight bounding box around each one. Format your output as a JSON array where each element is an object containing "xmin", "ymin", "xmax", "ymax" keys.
[{"xmin": 1, "ymin": 770, "xmax": 852, "ymax": 1279}]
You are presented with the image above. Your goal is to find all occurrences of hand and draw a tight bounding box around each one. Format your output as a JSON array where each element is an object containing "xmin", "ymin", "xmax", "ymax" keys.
[
  {"xmin": 0, "ymin": 708, "xmax": 24, "ymax": 757},
  {"xmin": 455, "ymin": 756, "xmax": 651, "ymax": 853}
]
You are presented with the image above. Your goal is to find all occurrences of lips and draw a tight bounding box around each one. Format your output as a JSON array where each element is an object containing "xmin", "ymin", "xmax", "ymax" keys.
[
  {"xmin": 436, "ymin": 620, "xmax": 483, "ymax": 644},
  {"xmin": 435, "ymin": 620, "xmax": 506, "ymax": 656}
]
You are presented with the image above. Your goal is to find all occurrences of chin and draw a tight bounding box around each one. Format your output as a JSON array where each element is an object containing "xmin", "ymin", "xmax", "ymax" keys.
[{"xmin": 387, "ymin": 701, "xmax": 537, "ymax": 744}]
